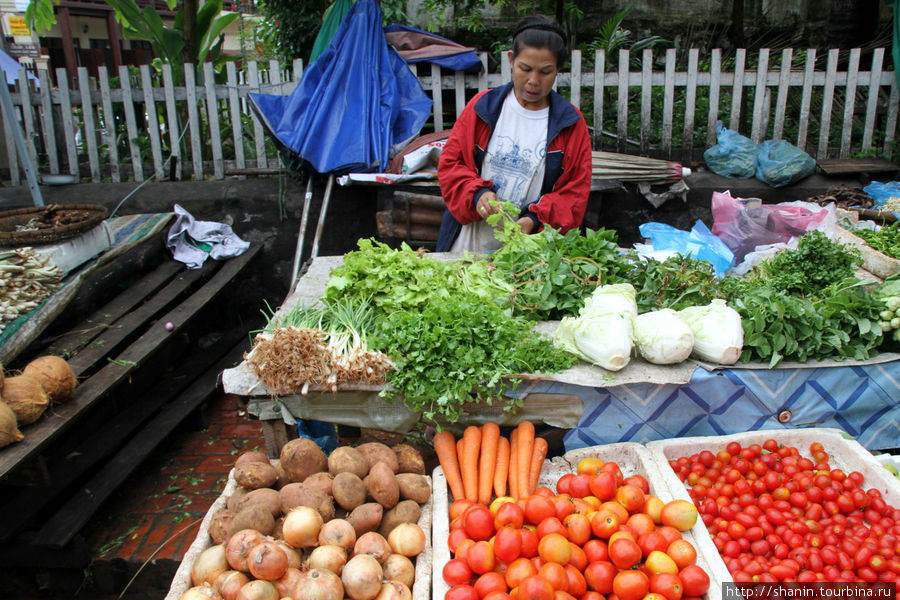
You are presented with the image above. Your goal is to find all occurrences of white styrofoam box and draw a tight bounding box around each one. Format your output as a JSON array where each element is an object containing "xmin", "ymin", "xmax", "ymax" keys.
[
  {"xmin": 432, "ymin": 442, "xmax": 731, "ymax": 600},
  {"xmin": 28, "ymin": 221, "xmax": 113, "ymax": 276},
  {"xmin": 646, "ymin": 428, "xmax": 900, "ymax": 583},
  {"xmin": 166, "ymin": 462, "xmax": 433, "ymax": 600}
]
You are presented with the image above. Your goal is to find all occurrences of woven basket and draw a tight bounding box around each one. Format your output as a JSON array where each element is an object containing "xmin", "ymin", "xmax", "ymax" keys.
[{"xmin": 0, "ymin": 204, "xmax": 108, "ymax": 245}]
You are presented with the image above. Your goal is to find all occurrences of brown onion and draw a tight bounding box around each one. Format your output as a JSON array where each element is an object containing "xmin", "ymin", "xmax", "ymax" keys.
[
  {"xmin": 381, "ymin": 553, "xmax": 415, "ymax": 589},
  {"xmin": 247, "ymin": 540, "xmax": 288, "ymax": 581},
  {"xmin": 293, "ymin": 568, "xmax": 344, "ymax": 600},
  {"xmin": 274, "ymin": 540, "xmax": 302, "ymax": 569},
  {"xmin": 374, "ymin": 580, "xmax": 412, "ymax": 600},
  {"xmin": 387, "ymin": 523, "xmax": 425, "ymax": 557},
  {"xmin": 273, "ymin": 567, "xmax": 304, "ymax": 598},
  {"xmin": 180, "ymin": 583, "xmax": 224, "ymax": 600},
  {"xmin": 282, "ymin": 505, "xmax": 323, "ymax": 548},
  {"xmin": 224, "ymin": 529, "xmax": 265, "ymax": 572},
  {"xmin": 353, "ymin": 531, "xmax": 391, "ymax": 563},
  {"xmin": 213, "ymin": 570, "xmax": 249, "ymax": 600},
  {"xmin": 307, "ymin": 544, "xmax": 348, "ymax": 575},
  {"xmin": 318, "ymin": 517, "xmax": 356, "ymax": 549},
  {"xmin": 341, "ymin": 553, "xmax": 383, "ymax": 600},
  {"xmin": 235, "ymin": 579, "xmax": 278, "ymax": 600},
  {"xmin": 191, "ymin": 544, "xmax": 229, "ymax": 586}
]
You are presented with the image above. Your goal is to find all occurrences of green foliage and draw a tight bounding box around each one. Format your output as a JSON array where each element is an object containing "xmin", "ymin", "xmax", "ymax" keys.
[
  {"xmin": 752, "ymin": 230, "xmax": 861, "ymax": 297},
  {"xmin": 24, "ymin": 0, "xmax": 59, "ymax": 34},
  {"xmin": 615, "ymin": 253, "xmax": 720, "ymax": 314}
]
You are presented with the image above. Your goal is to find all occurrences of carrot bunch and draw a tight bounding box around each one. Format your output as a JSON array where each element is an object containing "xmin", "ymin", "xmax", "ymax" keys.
[{"xmin": 432, "ymin": 421, "xmax": 549, "ymax": 503}]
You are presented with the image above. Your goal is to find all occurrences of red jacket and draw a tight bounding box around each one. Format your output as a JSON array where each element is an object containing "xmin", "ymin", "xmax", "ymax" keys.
[{"xmin": 436, "ymin": 82, "xmax": 593, "ymax": 251}]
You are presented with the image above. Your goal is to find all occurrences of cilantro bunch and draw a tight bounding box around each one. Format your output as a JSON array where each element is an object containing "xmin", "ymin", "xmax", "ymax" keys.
[{"xmin": 752, "ymin": 230, "xmax": 861, "ymax": 297}]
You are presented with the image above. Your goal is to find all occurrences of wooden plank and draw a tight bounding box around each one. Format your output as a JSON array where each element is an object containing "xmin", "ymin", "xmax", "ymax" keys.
[
  {"xmin": 729, "ymin": 48, "xmax": 746, "ymax": 131},
  {"xmin": 662, "ymin": 47, "xmax": 676, "ymax": 157},
  {"xmin": 454, "ymin": 70, "xmax": 465, "ymax": 119},
  {"xmin": 616, "ymin": 49, "xmax": 630, "ymax": 153},
  {"xmin": 682, "ymin": 48, "xmax": 699, "ymax": 158},
  {"xmin": 31, "ymin": 334, "xmax": 250, "ymax": 548},
  {"xmin": 0, "ymin": 245, "xmax": 260, "ymax": 483},
  {"xmin": 76, "ymin": 68, "xmax": 100, "ymax": 182},
  {"xmin": 226, "ymin": 62, "xmax": 246, "ymax": 170},
  {"xmin": 205, "ymin": 62, "xmax": 224, "ymax": 179},
  {"xmin": 16, "ymin": 76, "xmax": 38, "ymax": 172},
  {"xmin": 817, "ymin": 49, "xmax": 839, "ymax": 160},
  {"xmin": 58, "ymin": 68, "xmax": 79, "ymax": 177},
  {"xmin": 750, "ymin": 48, "xmax": 769, "ymax": 143},
  {"xmin": 862, "ymin": 48, "xmax": 885, "ymax": 151},
  {"xmin": 140, "ymin": 65, "xmax": 164, "ymax": 180},
  {"xmin": 773, "ymin": 49, "xmax": 793, "ymax": 140},
  {"xmin": 884, "ymin": 76, "xmax": 899, "ymax": 156},
  {"xmin": 431, "ymin": 63, "xmax": 444, "ymax": 132},
  {"xmin": 98, "ymin": 66, "xmax": 121, "ymax": 182},
  {"xmin": 248, "ymin": 61, "xmax": 268, "ymax": 170},
  {"xmin": 797, "ymin": 48, "xmax": 816, "ymax": 153},
  {"xmin": 500, "ymin": 50, "xmax": 511, "ymax": 84},
  {"xmin": 118, "ymin": 65, "xmax": 143, "ymax": 182},
  {"xmin": 185, "ymin": 64, "xmax": 204, "ymax": 180},
  {"xmin": 393, "ymin": 190, "xmax": 445, "ymax": 210},
  {"xmin": 640, "ymin": 49, "xmax": 652, "ymax": 154},
  {"xmin": 65, "ymin": 263, "xmax": 209, "ymax": 375},
  {"xmin": 163, "ymin": 64, "xmax": 182, "ymax": 181},
  {"xmin": 707, "ymin": 49, "xmax": 722, "ymax": 148},
  {"xmin": 1, "ymin": 83, "xmax": 19, "ymax": 186},
  {"xmin": 817, "ymin": 158, "xmax": 899, "ymax": 175},
  {"xmin": 593, "ymin": 49, "xmax": 605, "ymax": 149},
  {"xmin": 478, "ymin": 52, "xmax": 489, "ymax": 92},
  {"xmin": 38, "ymin": 69, "xmax": 59, "ymax": 173},
  {"xmin": 47, "ymin": 260, "xmax": 185, "ymax": 363},
  {"xmin": 839, "ymin": 48, "xmax": 861, "ymax": 158},
  {"xmin": 570, "ymin": 49, "xmax": 581, "ymax": 109}
]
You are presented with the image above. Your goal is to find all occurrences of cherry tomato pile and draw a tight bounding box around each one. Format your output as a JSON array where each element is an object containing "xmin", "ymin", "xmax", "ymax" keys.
[
  {"xmin": 669, "ymin": 439, "xmax": 900, "ymax": 589},
  {"xmin": 442, "ymin": 457, "xmax": 712, "ymax": 600}
]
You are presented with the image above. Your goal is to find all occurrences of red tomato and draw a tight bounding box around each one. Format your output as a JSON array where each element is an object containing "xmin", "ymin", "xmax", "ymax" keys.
[
  {"xmin": 446, "ymin": 584, "xmax": 479, "ymax": 600},
  {"xmin": 467, "ymin": 540, "xmax": 497, "ymax": 575},
  {"xmin": 569, "ymin": 474, "xmax": 593, "ymax": 499},
  {"xmin": 583, "ymin": 539, "xmax": 609, "ymax": 564},
  {"xmin": 563, "ymin": 513, "xmax": 592, "ymax": 546},
  {"xmin": 525, "ymin": 496, "xmax": 557, "ymax": 526},
  {"xmin": 556, "ymin": 473, "xmax": 575, "ymax": 496},
  {"xmin": 649, "ymin": 572, "xmax": 684, "ymax": 600},
  {"xmin": 449, "ymin": 529, "xmax": 472, "ymax": 553},
  {"xmin": 608, "ymin": 537, "xmax": 642, "ymax": 570},
  {"xmin": 553, "ymin": 496, "xmax": 577, "ymax": 521},
  {"xmin": 519, "ymin": 528, "xmax": 540, "ymax": 559},
  {"xmin": 678, "ymin": 565, "xmax": 710, "ymax": 597},
  {"xmin": 638, "ymin": 531, "xmax": 670, "ymax": 557},
  {"xmin": 494, "ymin": 526, "xmax": 523, "ymax": 563},
  {"xmin": 475, "ymin": 572, "xmax": 509, "ymax": 598},
  {"xmin": 495, "ymin": 502, "xmax": 526, "ymax": 530},
  {"xmin": 444, "ymin": 558, "xmax": 474, "ymax": 586},
  {"xmin": 505, "ymin": 557, "xmax": 538, "ymax": 589},
  {"xmin": 518, "ymin": 575, "xmax": 555, "ymax": 600},
  {"xmin": 583, "ymin": 561, "xmax": 616, "ymax": 594},
  {"xmin": 537, "ymin": 517, "xmax": 568, "ymax": 540},
  {"xmin": 538, "ymin": 562, "xmax": 569, "ymax": 592},
  {"xmin": 567, "ymin": 543, "xmax": 588, "ymax": 571},
  {"xmin": 465, "ymin": 505, "xmax": 496, "ymax": 541},
  {"xmin": 624, "ymin": 474, "xmax": 650, "ymax": 493},
  {"xmin": 612, "ymin": 569, "xmax": 650, "ymax": 600},
  {"xmin": 564, "ymin": 565, "xmax": 587, "ymax": 597}
]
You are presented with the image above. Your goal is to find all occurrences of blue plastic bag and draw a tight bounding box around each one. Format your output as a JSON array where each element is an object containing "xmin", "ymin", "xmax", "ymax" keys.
[
  {"xmin": 755, "ymin": 139, "xmax": 816, "ymax": 187},
  {"xmin": 863, "ymin": 181, "xmax": 900, "ymax": 205},
  {"xmin": 638, "ymin": 220, "xmax": 734, "ymax": 277},
  {"xmin": 703, "ymin": 121, "xmax": 758, "ymax": 178}
]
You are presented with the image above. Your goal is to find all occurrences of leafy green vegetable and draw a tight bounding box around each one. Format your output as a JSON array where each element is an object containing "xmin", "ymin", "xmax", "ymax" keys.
[
  {"xmin": 752, "ymin": 230, "xmax": 861, "ymax": 297},
  {"xmin": 853, "ymin": 223, "xmax": 900, "ymax": 259},
  {"xmin": 616, "ymin": 253, "xmax": 720, "ymax": 313},
  {"xmin": 373, "ymin": 295, "xmax": 576, "ymax": 425}
]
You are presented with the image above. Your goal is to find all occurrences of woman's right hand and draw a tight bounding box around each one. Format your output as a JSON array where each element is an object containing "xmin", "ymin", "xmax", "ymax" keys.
[{"xmin": 476, "ymin": 191, "xmax": 500, "ymax": 219}]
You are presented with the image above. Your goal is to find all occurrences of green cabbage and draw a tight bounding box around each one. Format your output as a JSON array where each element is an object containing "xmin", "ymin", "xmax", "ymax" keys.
[
  {"xmin": 554, "ymin": 312, "xmax": 633, "ymax": 371},
  {"xmin": 580, "ymin": 283, "xmax": 638, "ymax": 318},
  {"xmin": 632, "ymin": 309, "xmax": 694, "ymax": 364},
  {"xmin": 677, "ymin": 299, "xmax": 744, "ymax": 364}
]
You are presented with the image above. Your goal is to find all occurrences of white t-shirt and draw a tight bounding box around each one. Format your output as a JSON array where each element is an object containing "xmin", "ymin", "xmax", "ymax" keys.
[{"xmin": 451, "ymin": 91, "xmax": 549, "ymax": 253}]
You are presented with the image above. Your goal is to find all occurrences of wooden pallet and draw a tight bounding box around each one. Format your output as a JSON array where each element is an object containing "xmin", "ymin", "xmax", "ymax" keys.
[{"xmin": 0, "ymin": 241, "xmax": 262, "ymax": 566}]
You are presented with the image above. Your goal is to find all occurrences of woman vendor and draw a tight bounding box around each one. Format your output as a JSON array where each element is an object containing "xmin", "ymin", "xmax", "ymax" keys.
[{"xmin": 435, "ymin": 15, "xmax": 593, "ymax": 253}]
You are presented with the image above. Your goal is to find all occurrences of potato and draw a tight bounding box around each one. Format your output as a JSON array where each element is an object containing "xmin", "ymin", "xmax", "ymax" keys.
[
  {"xmin": 273, "ymin": 461, "xmax": 290, "ymax": 489},
  {"xmin": 279, "ymin": 482, "xmax": 335, "ymax": 521},
  {"xmin": 347, "ymin": 503, "xmax": 383, "ymax": 536},
  {"xmin": 364, "ymin": 462, "xmax": 399, "ymax": 509},
  {"xmin": 226, "ymin": 486, "xmax": 249, "ymax": 512},
  {"xmin": 304, "ymin": 471, "xmax": 334, "ymax": 497},
  {"xmin": 356, "ymin": 442, "xmax": 399, "ymax": 474},
  {"xmin": 279, "ymin": 437, "xmax": 328, "ymax": 482},
  {"xmin": 392, "ymin": 444, "xmax": 425, "ymax": 475},
  {"xmin": 378, "ymin": 500, "xmax": 421, "ymax": 538},
  {"xmin": 332, "ymin": 472, "xmax": 367, "ymax": 511},
  {"xmin": 234, "ymin": 450, "xmax": 270, "ymax": 468},
  {"xmin": 328, "ymin": 446, "xmax": 369, "ymax": 478},
  {"xmin": 228, "ymin": 503, "xmax": 275, "ymax": 538},
  {"xmin": 209, "ymin": 509, "xmax": 233, "ymax": 545},
  {"xmin": 234, "ymin": 461, "xmax": 279, "ymax": 490},
  {"xmin": 395, "ymin": 473, "xmax": 431, "ymax": 504},
  {"xmin": 237, "ymin": 487, "xmax": 282, "ymax": 518}
]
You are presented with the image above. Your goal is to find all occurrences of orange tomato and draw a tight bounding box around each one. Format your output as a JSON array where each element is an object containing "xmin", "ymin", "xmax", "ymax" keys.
[
  {"xmin": 577, "ymin": 457, "xmax": 605, "ymax": 476},
  {"xmin": 644, "ymin": 550, "xmax": 679, "ymax": 575},
  {"xmin": 467, "ymin": 540, "xmax": 497, "ymax": 575},
  {"xmin": 666, "ymin": 539, "xmax": 698, "ymax": 570},
  {"xmin": 612, "ymin": 569, "xmax": 650, "ymax": 600},
  {"xmin": 615, "ymin": 484, "xmax": 646, "ymax": 514},
  {"xmin": 537, "ymin": 533, "xmax": 572, "ymax": 565},
  {"xmin": 590, "ymin": 510, "xmax": 619, "ymax": 539},
  {"xmin": 505, "ymin": 557, "xmax": 537, "ymax": 589},
  {"xmin": 563, "ymin": 513, "xmax": 592, "ymax": 546},
  {"xmin": 518, "ymin": 574, "xmax": 555, "ymax": 600},
  {"xmin": 643, "ymin": 495, "xmax": 665, "ymax": 523},
  {"xmin": 538, "ymin": 562, "xmax": 569, "ymax": 591},
  {"xmin": 599, "ymin": 501, "xmax": 629, "ymax": 523},
  {"xmin": 625, "ymin": 512, "xmax": 656, "ymax": 536},
  {"xmin": 660, "ymin": 500, "xmax": 698, "ymax": 532},
  {"xmin": 525, "ymin": 495, "xmax": 557, "ymax": 526}
]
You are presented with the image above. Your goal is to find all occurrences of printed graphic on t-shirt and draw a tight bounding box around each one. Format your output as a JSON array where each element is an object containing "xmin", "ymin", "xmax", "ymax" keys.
[{"xmin": 487, "ymin": 137, "xmax": 546, "ymax": 209}]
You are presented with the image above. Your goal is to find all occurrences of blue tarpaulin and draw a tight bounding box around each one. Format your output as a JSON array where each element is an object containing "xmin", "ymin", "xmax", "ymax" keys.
[{"xmin": 249, "ymin": 0, "xmax": 432, "ymax": 175}]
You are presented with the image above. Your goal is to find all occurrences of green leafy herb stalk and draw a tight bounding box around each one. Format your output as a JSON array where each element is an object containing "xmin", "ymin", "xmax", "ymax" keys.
[
  {"xmin": 616, "ymin": 252, "xmax": 720, "ymax": 314},
  {"xmin": 852, "ymin": 222, "xmax": 900, "ymax": 259},
  {"xmin": 751, "ymin": 230, "xmax": 862, "ymax": 297}
]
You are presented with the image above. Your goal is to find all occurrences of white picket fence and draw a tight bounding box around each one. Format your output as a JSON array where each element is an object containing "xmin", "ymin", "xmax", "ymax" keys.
[{"xmin": 2, "ymin": 46, "xmax": 898, "ymax": 186}]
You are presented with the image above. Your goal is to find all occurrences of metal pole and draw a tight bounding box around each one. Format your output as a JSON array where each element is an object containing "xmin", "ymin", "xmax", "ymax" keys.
[
  {"xmin": 289, "ymin": 175, "xmax": 315, "ymax": 291},
  {"xmin": 0, "ymin": 78, "xmax": 43, "ymax": 206},
  {"xmin": 310, "ymin": 173, "xmax": 334, "ymax": 259}
]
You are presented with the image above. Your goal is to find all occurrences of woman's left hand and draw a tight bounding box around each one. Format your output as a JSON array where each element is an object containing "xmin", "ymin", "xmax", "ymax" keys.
[{"xmin": 516, "ymin": 216, "xmax": 536, "ymax": 234}]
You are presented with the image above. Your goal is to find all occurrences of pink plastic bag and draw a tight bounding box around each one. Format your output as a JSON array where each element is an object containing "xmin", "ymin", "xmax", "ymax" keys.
[{"xmin": 711, "ymin": 191, "xmax": 828, "ymax": 262}]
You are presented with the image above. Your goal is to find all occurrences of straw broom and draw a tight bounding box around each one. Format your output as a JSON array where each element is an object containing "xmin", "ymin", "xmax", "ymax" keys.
[{"xmin": 592, "ymin": 151, "xmax": 687, "ymax": 183}]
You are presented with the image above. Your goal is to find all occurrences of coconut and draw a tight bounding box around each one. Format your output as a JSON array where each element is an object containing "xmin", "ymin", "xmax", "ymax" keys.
[
  {"xmin": 3, "ymin": 374, "xmax": 50, "ymax": 425},
  {"xmin": 0, "ymin": 400, "xmax": 24, "ymax": 447},
  {"xmin": 22, "ymin": 355, "xmax": 76, "ymax": 404}
]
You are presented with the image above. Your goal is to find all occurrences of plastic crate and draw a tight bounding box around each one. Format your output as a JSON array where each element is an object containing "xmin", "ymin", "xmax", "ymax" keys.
[
  {"xmin": 646, "ymin": 428, "xmax": 900, "ymax": 581},
  {"xmin": 165, "ymin": 462, "xmax": 433, "ymax": 600},
  {"xmin": 432, "ymin": 442, "xmax": 731, "ymax": 600}
]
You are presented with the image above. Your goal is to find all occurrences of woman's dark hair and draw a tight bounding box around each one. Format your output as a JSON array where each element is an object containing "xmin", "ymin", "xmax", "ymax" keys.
[{"xmin": 511, "ymin": 15, "xmax": 568, "ymax": 67}]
